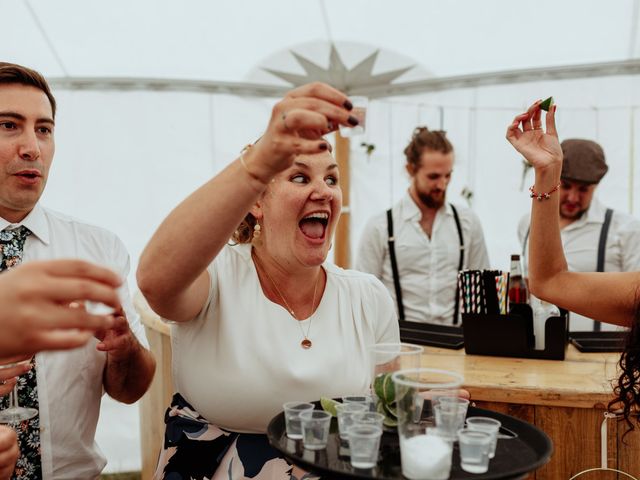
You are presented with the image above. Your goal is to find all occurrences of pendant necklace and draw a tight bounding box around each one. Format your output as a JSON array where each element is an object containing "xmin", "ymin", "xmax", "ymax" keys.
[{"xmin": 253, "ymin": 252, "xmax": 320, "ymax": 349}]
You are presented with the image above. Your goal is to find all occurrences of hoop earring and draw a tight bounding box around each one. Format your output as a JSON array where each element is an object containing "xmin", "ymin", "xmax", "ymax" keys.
[{"xmin": 252, "ymin": 223, "xmax": 262, "ymax": 242}]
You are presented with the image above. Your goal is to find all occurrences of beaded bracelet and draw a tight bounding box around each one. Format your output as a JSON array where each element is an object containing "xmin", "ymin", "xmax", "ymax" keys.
[{"xmin": 529, "ymin": 182, "xmax": 561, "ymax": 201}]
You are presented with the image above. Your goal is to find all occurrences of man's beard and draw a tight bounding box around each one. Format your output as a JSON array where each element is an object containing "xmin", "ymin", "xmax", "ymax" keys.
[
  {"xmin": 418, "ymin": 190, "xmax": 446, "ymax": 209},
  {"xmin": 560, "ymin": 203, "xmax": 587, "ymax": 221}
]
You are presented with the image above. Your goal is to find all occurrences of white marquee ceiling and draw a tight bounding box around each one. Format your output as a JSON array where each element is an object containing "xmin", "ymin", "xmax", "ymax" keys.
[{"xmin": 3, "ymin": 0, "xmax": 639, "ymax": 97}]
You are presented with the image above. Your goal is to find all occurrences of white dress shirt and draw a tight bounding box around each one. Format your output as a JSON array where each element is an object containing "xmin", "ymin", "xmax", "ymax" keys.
[
  {"xmin": 356, "ymin": 193, "xmax": 490, "ymax": 325},
  {"xmin": 171, "ymin": 243, "xmax": 400, "ymax": 433},
  {"xmin": 0, "ymin": 204, "xmax": 147, "ymax": 480},
  {"xmin": 518, "ymin": 198, "xmax": 640, "ymax": 331}
]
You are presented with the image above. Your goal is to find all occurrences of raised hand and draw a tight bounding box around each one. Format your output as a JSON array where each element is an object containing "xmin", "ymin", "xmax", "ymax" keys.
[
  {"xmin": 506, "ymin": 100, "xmax": 562, "ymax": 171},
  {"xmin": 243, "ymin": 82, "xmax": 356, "ymax": 183}
]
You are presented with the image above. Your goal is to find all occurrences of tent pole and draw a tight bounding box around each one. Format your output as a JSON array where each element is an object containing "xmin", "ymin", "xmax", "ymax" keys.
[{"xmin": 334, "ymin": 131, "xmax": 351, "ymax": 268}]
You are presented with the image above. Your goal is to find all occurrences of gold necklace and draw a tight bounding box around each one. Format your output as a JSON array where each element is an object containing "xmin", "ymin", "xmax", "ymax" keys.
[{"xmin": 253, "ymin": 252, "xmax": 320, "ymax": 349}]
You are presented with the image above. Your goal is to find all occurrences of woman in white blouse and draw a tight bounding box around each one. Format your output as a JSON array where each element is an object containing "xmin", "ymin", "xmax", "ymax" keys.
[{"xmin": 137, "ymin": 82, "xmax": 400, "ymax": 479}]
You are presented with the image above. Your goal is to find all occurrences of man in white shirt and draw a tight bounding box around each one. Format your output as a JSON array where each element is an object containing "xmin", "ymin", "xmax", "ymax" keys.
[
  {"xmin": 0, "ymin": 62, "xmax": 156, "ymax": 479},
  {"xmin": 356, "ymin": 127, "xmax": 490, "ymax": 325},
  {"xmin": 518, "ymin": 138, "xmax": 640, "ymax": 331}
]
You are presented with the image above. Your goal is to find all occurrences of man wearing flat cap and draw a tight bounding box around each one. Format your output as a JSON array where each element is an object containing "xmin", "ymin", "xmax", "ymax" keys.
[{"xmin": 518, "ymin": 138, "xmax": 640, "ymax": 331}]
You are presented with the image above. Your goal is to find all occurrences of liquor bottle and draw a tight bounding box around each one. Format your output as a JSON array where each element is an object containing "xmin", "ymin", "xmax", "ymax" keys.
[{"xmin": 508, "ymin": 254, "xmax": 529, "ymax": 304}]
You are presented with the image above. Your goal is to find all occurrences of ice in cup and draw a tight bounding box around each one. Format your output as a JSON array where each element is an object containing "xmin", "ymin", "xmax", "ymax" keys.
[
  {"xmin": 348, "ymin": 424, "xmax": 383, "ymax": 469},
  {"xmin": 300, "ymin": 410, "xmax": 332, "ymax": 450},
  {"xmin": 465, "ymin": 416, "xmax": 501, "ymax": 458},
  {"xmin": 392, "ymin": 368, "xmax": 463, "ymax": 480},
  {"xmin": 400, "ymin": 432, "xmax": 452, "ymax": 480},
  {"xmin": 458, "ymin": 429, "xmax": 492, "ymax": 473},
  {"xmin": 339, "ymin": 96, "xmax": 367, "ymax": 137},
  {"xmin": 283, "ymin": 402, "xmax": 314, "ymax": 440}
]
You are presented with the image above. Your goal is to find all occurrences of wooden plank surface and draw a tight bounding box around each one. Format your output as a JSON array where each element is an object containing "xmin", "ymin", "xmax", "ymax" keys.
[{"xmin": 421, "ymin": 346, "xmax": 620, "ymax": 408}]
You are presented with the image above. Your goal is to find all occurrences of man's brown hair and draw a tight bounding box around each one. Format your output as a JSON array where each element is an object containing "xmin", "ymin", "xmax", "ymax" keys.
[
  {"xmin": 0, "ymin": 62, "xmax": 56, "ymax": 118},
  {"xmin": 404, "ymin": 127, "xmax": 453, "ymax": 169}
]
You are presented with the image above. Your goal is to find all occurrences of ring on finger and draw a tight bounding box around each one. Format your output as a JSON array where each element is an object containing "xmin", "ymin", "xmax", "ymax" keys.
[{"xmin": 533, "ymin": 126, "xmax": 543, "ymax": 130}]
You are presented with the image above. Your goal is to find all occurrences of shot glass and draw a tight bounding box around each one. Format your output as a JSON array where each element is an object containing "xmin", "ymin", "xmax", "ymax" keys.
[
  {"xmin": 458, "ymin": 429, "xmax": 492, "ymax": 474},
  {"xmin": 300, "ymin": 410, "xmax": 332, "ymax": 450},
  {"xmin": 434, "ymin": 397, "xmax": 469, "ymax": 440},
  {"xmin": 433, "ymin": 403, "xmax": 467, "ymax": 442},
  {"xmin": 283, "ymin": 402, "xmax": 314, "ymax": 440},
  {"xmin": 342, "ymin": 395, "xmax": 371, "ymax": 405},
  {"xmin": 348, "ymin": 424, "xmax": 383, "ymax": 469},
  {"xmin": 465, "ymin": 416, "xmax": 501, "ymax": 458},
  {"xmin": 339, "ymin": 96, "xmax": 367, "ymax": 137},
  {"xmin": 352, "ymin": 411, "xmax": 386, "ymax": 430},
  {"xmin": 336, "ymin": 402, "xmax": 368, "ymax": 440}
]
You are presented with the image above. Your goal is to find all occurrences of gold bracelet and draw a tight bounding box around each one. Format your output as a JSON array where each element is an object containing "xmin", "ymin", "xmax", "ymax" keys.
[
  {"xmin": 529, "ymin": 182, "xmax": 561, "ymax": 201},
  {"xmin": 238, "ymin": 144, "xmax": 267, "ymax": 184}
]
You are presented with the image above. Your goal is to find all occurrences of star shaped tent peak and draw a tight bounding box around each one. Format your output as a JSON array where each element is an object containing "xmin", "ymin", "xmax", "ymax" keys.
[{"xmin": 262, "ymin": 44, "xmax": 415, "ymax": 94}]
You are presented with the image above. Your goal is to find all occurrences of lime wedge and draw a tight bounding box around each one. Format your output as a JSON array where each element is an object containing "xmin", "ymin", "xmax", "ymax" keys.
[
  {"xmin": 383, "ymin": 416, "xmax": 398, "ymax": 428},
  {"xmin": 373, "ymin": 372, "xmax": 396, "ymax": 404},
  {"xmin": 373, "ymin": 373, "xmax": 386, "ymax": 400},
  {"xmin": 320, "ymin": 397, "xmax": 341, "ymax": 417},
  {"xmin": 382, "ymin": 373, "xmax": 395, "ymax": 405},
  {"xmin": 539, "ymin": 96, "xmax": 554, "ymax": 112}
]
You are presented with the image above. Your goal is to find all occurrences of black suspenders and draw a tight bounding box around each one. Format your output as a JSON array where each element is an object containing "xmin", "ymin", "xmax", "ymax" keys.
[
  {"xmin": 451, "ymin": 205, "xmax": 464, "ymax": 324},
  {"xmin": 522, "ymin": 208, "xmax": 613, "ymax": 331},
  {"xmin": 593, "ymin": 208, "xmax": 613, "ymax": 331},
  {"xmin": 386, "ymin": 204, "xmax": 465, "ymax": 324},
  {"xmin": 387, "ymin": 209, "xmax": 405, "ymax": 321}
]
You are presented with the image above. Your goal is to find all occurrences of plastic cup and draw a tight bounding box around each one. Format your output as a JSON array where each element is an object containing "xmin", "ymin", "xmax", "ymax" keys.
[
  {"xmin": 335, "ymin": 402, "xmax": 368, "ymax": 440},
  {"xmin": 348, "ymin": 424, "xmax": 382, "ymax": 469},
  {"xmin": 352, "ymin": 412, "xmax": 386, "ymax": 430},
  {"xmin": 392, "ymin": 368, "xmax": 463, "ymax": 480},
  {"xmin": 433, "ymin": 403, "xmax": 466, "ymax": 442},
  {"xmin": 342, "ymin": 395, "xmax": 371, "ymax": 404},
  {"xmin": 300, "ymin": 410, "xmax": 332, "ymax": 450},
  {"xmin": 434, "ymin": 397, "xmax": 469, "ymax": 440},
  {"xmin": 369, "ymin": 343, "xmax": 423, "ymax": 422},
  {"xmin": 283, "ymin": 402, "xmax": 314, "ymax": 440},
  {"xmin": 458, "ymin": 429, "xmax": 492, "ymax": 473},
  {"xmin": 465, "ymin": 416, "xmax": 501, "ymax": 458},
  {"xmin": 339, "ymin": 96, "xmax": 367, "ymax": 137}
]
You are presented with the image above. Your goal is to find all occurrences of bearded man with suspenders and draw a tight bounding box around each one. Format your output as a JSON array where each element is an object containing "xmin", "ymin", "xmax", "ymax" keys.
[
  {"xmin": 518, "ymin": 138, "xmax": 640, "ymax": 332},
  {"xmin": 356, "ymin": 127, "xmax": 490, "ymax": 325}
]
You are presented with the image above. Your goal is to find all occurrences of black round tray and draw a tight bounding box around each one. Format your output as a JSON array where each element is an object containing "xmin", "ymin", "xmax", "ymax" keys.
[{"xmin": 267, "ymin": 404, "xmax": 552, "ymax": 479}]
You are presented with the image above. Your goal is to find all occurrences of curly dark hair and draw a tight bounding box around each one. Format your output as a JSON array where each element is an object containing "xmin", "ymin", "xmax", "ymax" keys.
[
  {"xmin": 231, "ymin": 213, "xmax": 258, "ymax": 244},
  {"xmin": 609, "ymin": 299, "xmax": 640, "ymax": 436}
]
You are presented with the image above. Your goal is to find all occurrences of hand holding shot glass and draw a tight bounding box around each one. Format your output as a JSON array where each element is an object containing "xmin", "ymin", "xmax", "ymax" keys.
[
  {"xmin": 0, "ymin": 357, "xmax": 37, "ymax": 423},
  {"xmin": 338, "ymin": 96, "xmax": 367, "ymax": 137}
]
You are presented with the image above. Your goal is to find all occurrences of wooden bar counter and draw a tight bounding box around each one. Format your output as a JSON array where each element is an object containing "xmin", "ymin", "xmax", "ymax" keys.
[{"xmin": 136, "ymin": 295, "xmax": 639, "ymax": 479}]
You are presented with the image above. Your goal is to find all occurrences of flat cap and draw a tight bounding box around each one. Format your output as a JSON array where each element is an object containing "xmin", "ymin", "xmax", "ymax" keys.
[{"xmin": 561, "ymin": 139, "xmax": 608, "ymax": 184}]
